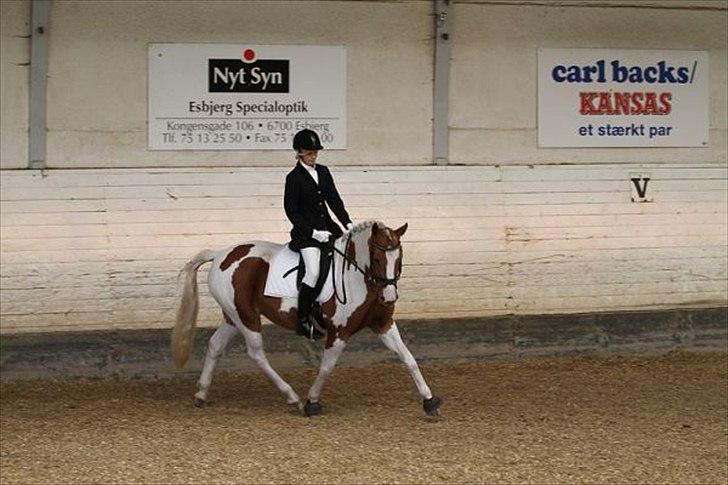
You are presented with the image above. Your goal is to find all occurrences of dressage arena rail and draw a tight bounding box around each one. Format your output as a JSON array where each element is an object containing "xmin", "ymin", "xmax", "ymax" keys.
[{"xmin": 1, "ymin": 307, "xmax": 725, "ymax": 380}]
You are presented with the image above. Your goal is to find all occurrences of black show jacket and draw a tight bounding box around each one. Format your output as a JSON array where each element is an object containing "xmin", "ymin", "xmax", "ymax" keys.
[{"xmin": 284, "ymin": 162, "xmax": 352, "ymax": 250}]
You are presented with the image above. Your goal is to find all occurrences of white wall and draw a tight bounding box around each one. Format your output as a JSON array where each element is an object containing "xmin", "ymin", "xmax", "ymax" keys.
[
  {"xmin": 5, "ymin": 1, "xmax": 727, "ymax": 169},
  {"xmin": 450, "ymin": 1, "xmax": 728, "ymax": 164},
  {"xmin": 0, "ymin": 0, "xmax": 30, "ymax": 169},
  {"xmin": 41, "ymin": 0, "xmax": 433, "ymax": 168}
]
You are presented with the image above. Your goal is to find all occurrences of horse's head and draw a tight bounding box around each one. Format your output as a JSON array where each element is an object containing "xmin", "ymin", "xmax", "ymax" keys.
[{"xmin": 369, "ymin": 222, "xmax": 408, "ymax": 305}]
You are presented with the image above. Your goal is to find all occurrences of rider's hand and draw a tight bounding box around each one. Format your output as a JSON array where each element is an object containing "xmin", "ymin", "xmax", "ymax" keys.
[
  {"xmin": 312, "ymin": 229, "xmax": 332, "ymax": 243},
  {"xmin": 346, "ymin": 222, "xmax": 354, "ymax": 231}
]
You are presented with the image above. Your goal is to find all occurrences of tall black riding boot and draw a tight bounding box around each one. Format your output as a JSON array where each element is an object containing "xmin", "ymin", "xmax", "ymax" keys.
[{"xmin": 296, "ymin": 283, "xmax": 324, "ymax": 341}]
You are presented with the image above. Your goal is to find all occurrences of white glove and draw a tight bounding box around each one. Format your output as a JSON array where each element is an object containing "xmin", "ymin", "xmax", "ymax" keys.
[
  {"xmin": 312, "ymin": 229, "xmax": 332, "ymax": 243},
  {"xmin": 346, "ymin": 222, "xmax": 354, "ymax": 231}
]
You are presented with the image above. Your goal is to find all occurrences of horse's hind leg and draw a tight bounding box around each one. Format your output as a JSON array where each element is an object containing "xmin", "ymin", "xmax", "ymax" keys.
[
  {"xmin": 235, "ymin": 322, "xmax": 301, "ymax": 408},
  {"xmin": 194, "ymin": 322, "xmax": 240, "ymax": 405}
]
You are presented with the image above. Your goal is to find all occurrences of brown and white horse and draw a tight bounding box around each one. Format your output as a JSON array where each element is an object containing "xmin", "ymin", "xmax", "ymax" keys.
[{"xmin": 171, "ymin": 220, "xmax": 441, "ymax": 417}]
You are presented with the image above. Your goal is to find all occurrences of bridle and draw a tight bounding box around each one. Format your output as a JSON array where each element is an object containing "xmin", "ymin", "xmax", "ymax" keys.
[
  {"xmin": 330, "ymin": 233, "xmax": 402, "ymax": 304},
  {"xmin": 367, "ymin": 240, "xmax": 402, "ymax": 288}
]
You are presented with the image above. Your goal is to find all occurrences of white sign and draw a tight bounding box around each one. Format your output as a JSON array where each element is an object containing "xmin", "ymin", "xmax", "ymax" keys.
[
  {"xmin": 148, "ymin": 44, "xmax": 346, "ymax": 150},
  {"xmin": 538, "ymin": 49, "xmax": 709, "ymax": 147}
]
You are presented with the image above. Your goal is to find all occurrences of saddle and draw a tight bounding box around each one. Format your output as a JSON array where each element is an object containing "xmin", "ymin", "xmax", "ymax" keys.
[{"xmin": 263, "ymin": 243, "xmax": 335, "ymax": 305}]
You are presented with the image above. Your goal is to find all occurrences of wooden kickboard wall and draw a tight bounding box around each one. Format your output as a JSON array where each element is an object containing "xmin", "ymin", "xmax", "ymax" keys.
[{"xmin": 1, "ymin": 164, "xmax": 726, "ymax": 333}]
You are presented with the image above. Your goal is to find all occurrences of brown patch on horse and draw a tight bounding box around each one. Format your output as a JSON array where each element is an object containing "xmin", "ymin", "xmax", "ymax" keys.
[
  {"xmin": 368, "ymin": 301, "xmax": 396, "ymax": 334},
  {"xmin": 230, "ymin": 256, "xmax": 266, "ymax": 332},
  {"xmin": 241, "ymin": 256, "xmax": 299, "ymax": 332},
  {"xmin": 323, "ymin": 290, "xmax": 380, "ymax": 349},
  {"xmin": 371, "ymin": 223, "xmax": 400, "ymax": 249},
  {"xmin": 259, "ymin": 294, "xmax": 298, "ymax": 332},
  {"xmin": 369, "ymin": 224, "xmax": 399, "ymax": 276},
  {"xmin": 321, "ymin": 298, "xmax": 336, "ymax": 320},
  {"xmin": 220, "ymin": 244, "xmax": 253, "ymax": 271}
]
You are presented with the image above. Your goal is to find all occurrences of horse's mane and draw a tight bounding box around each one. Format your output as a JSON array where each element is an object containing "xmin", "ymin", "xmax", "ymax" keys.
[
  {"xmin": 338, "ymin": 220, "xmax": 383, "ymax": 268},
  {"xmin": 348, "ymin": 219, "xmax": 383, "ymax": 236}
]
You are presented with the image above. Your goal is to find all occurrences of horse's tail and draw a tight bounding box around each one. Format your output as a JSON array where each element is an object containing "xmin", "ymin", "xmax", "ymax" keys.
[{"xmin": 171, "ymin": 249, "xmax": 216, "ymax": 369}]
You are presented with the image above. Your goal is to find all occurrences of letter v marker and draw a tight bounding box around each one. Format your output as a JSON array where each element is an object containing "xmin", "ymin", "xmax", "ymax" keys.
[{"xmin": 630, "ymin": 174, "xmax": 652, "ymax": 202}]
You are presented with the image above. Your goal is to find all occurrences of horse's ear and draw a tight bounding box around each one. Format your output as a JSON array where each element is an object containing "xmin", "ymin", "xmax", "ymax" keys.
[
  {"xmin": 372, "ymin": 222, "xmax": 379, "ymax": 236},
  {"xmin": 395, "ymin": 223, "xmax": 408, "ymax": 237}
]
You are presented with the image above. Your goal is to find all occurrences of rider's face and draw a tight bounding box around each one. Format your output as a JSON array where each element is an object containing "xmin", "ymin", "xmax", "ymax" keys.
[{"xmin": 298, "ymin": 149, "xmax": 318, "ymax": 166}]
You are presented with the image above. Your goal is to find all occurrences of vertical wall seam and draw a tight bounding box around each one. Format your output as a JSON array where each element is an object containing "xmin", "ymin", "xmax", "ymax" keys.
[
  {"xmin": 28, "ymin": 0, "xmax": 49, "ymax": 169},
  {"xmin": 433, "ymin": 0, "xmax": 451, "ymax": 165}
]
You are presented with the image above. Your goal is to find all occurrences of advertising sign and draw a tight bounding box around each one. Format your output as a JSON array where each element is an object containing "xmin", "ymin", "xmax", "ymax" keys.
[
  {"xmin": 148, "ymin": 44, "xmax": 346, "ymax": 150},
  {"xmin": 538, "ymin": 49, "xmax": 709, "ymax": 147}
]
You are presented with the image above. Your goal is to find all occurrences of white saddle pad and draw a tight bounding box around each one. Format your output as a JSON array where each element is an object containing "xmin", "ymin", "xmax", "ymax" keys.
[{"xmin": 263, "ymin": 244, "xmax": 334, "ymax": 304}]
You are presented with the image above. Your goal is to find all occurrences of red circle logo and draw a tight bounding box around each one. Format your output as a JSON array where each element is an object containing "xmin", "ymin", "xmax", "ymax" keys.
[{"xmin": 243, "ymin": 49, "xmax": 255, "ymax": 62}]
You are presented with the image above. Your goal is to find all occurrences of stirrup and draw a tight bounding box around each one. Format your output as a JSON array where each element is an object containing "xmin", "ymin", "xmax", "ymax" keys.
[{"xmin": 296, "ymin": 316, "xmax": 324, "ymax": 341}]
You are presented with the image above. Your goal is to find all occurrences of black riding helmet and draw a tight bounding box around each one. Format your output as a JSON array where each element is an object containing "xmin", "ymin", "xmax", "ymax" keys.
[{"xmin": 292, "ymin": 129, "xmax": 324, "ymax": 151}]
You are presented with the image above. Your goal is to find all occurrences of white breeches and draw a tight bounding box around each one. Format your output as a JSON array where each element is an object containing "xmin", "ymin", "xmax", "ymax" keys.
[{"xmin": 300, "ymin": 247, "xmax": 321, "ymax": 287}]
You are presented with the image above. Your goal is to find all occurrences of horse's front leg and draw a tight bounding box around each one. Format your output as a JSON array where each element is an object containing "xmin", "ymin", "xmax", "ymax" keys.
[
  {"xmin": 304, "ymin": 337, "xmax": 347, "ymax": 417},
  {"xmin": 379, "ymin": 322, "xmax": 442, "ymax": 417}
]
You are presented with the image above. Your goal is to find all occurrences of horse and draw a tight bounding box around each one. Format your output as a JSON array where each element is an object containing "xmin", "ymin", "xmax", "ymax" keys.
[{"xmin": 171, "ymin": 220, "xmax": 442, "ymax": 418}]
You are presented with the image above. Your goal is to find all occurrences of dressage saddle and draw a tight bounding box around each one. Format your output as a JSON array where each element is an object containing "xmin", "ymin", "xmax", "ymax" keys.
[{"xmin": 282, "ymin": 242, "xmax": 335, "ymax": 328}]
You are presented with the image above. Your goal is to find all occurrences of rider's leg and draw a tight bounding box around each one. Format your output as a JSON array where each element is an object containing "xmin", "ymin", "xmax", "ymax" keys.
[
  {"xmin": 301, "ymin": 247, "xmax": 321, "ymax": 287},
  {"xmin": 297, "ymin": 247, "xmax": 323, "ymax": 340},
  {"xmin": 195, "ymin": 321, "xmax": 240, "ymax": 403}
]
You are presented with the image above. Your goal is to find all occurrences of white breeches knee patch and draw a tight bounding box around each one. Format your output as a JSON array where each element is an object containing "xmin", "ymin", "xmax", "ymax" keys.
[{"xmin": 300, "ymin": 247, "xmax": 321, "ymax": 287}]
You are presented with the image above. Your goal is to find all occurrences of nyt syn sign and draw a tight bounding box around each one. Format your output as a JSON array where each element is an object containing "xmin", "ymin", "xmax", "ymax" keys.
[
  {"xmin": 148, "ymin": 44, "xmax": 347, "ymax": 150},
  {"xmin": 208, "ymin": 58, "xmax": 289, "ymax": 92}
]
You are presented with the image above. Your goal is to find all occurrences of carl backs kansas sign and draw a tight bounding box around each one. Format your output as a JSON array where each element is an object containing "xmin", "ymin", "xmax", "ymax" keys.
[
  {"xmin": 538, "ymin": 49, "xmax": 709, "ymax": 147},
  {"xmin": 148, "ymin": 44, "xmax": 346, "ymax": 150}
]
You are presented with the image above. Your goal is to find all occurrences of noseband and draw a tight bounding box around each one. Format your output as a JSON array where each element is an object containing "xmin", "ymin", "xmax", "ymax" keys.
[{"xmin": 367, "ymin": 240, "xmax": 402, "ymax": 288}]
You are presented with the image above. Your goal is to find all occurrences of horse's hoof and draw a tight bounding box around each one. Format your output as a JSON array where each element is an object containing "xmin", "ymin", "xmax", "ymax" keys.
[
  {"xmin": 289, "ymin": 400, "xmax": 304, "ymax": 413},
  {"xmin": 423, "ymin": 396, "xmax": 442, "ymax": 418},
  {"xmin": 194, "ymin": 397, "xmax": 206, "ymax": 407},
  {"xmin": 304, "ymin": 399, "xmax": 322, "ymax": 417}
]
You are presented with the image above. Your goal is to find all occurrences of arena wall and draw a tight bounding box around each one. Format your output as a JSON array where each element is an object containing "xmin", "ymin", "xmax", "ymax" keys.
[
  {"xmin": 2, "ymin": 163, "xmax": 725, "ymax": 333},
  {"xmin": 4, "ymin": 0, "xmax": 434, "ymax": 169},
  {"xmin": 1, "ymin": 0, "xmax": 726, "ymax": 334},
  {"xmin": 0, "ymin": 0, "xmax": 29, "ymax": 169}
]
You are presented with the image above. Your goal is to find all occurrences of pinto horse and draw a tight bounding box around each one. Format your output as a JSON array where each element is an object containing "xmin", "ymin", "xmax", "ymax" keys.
[{"xmin": 171, "ymin": 220, "xmax": 442, "ymax": 418}]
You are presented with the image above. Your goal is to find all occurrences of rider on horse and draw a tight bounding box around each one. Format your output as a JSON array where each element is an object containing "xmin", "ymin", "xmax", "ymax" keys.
[{"xmin": 284, "ymin": 129, "xmax": 353, "ymax": 341}]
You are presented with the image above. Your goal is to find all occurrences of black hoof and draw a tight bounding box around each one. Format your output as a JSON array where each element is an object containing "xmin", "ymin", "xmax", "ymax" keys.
[
  {"xmin": 423, "ymin": 396, "xmax": 442, "ymax": 417},
  {"xmin": 304, "ymin": 399, "xmax": 322, "ymax": 417},
  {"xmin": 194, "ymin": 397, "xmax": 206, "ymax": 408}
]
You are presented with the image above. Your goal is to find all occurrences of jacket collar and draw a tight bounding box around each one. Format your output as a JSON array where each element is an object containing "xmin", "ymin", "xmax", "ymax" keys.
[
  {"xmin": 298, "ymin": 160, "xmax": 318, "ymax": 174},
  {"xmin": 295, "ymin": 161, "xmax": 321, "ymax": 186}
]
